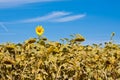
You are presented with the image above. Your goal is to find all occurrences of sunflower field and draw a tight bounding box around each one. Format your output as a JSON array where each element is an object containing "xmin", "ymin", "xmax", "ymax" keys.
[{"xmin": 0, "ymin": 26, "xmax": 120, "ymax": 80}]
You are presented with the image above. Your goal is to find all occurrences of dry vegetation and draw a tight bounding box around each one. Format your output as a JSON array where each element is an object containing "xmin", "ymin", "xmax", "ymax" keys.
[{"xmin": 0, "ymin": 33, "xmax": 120, "ymax": 80}]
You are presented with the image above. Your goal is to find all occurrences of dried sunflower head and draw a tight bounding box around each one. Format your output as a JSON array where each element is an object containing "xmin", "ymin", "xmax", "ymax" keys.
[
  {"xmin": 74, "ymin": 34, "xmax": 85, "ymax": 42},
  {"xmin": 25, "ymin": 38, "xmax": 36, "ymax": 44},
  {"xmin": 6, "ymin": 44, "xmax": 15, "ymax": 50},
  {"xmin": 2, "ymin": 57, "xmax": 15, "ymax": 65}
]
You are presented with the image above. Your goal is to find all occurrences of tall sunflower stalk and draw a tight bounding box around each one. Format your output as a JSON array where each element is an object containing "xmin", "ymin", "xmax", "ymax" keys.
[{"xmin": 110, "ymin": 32, "xmax": 115, "ymax": 42}]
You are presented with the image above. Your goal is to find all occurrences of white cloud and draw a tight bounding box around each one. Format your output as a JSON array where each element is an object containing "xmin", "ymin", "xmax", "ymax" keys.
[
  {"xmin": 0, "ymin": 0, "xmax": 60, "ymax": 8},
  {"xmin": 7, "ymin": 11, "xmax": 86, "ymax": 24},
  {"xmin": 0, "ymin": 0, "xmax": 57, "ymax": 3},
  {"xmin": 0, "ymin": 22, "xmax": 16, "ymax": 35},
  {"xmin": 0, "ymin": 33, "xmax": 16, "ymax": 35},
  {"xmin": 0, "ymin": 22, "xmax": 8, "ymax": 32},
  {"xmin": 0, "ymin": 0, "xmax": 59, "ymax": 4},
  {"xmin": 52, "ymin": 14, "xmax": 86, "ymax": 22},
  {"xmin": 19, "ymin": 11, "xmax": 71, "ymax": 23}
]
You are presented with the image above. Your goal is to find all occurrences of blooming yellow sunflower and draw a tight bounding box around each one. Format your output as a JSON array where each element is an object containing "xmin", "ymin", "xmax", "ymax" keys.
[{"xmin": 35, "ymin": 25, "xmax": 44, "ymax": 36}]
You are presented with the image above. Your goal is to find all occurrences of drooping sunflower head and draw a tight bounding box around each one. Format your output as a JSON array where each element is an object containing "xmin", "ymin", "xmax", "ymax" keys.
[{"xmin": 36, "ymin": 25, "xmax": 44, "ymax": 36}]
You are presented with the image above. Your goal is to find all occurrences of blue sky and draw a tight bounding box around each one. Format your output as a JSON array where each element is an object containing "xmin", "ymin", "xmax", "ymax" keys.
[{"xmin": 0, "ymin": 0, "xmax": 120, "ymax": 44}]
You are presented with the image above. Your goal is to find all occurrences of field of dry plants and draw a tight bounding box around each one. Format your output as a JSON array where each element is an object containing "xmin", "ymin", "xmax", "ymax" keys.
[{"xmin": 0, "ymin": 26, "xmax": 120, "ymax": 80}]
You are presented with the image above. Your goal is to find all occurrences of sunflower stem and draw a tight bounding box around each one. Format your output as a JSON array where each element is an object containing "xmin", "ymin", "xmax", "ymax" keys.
[{"xmin": 38, "ymin": 35, "xmax": 41, "ymax": 41}]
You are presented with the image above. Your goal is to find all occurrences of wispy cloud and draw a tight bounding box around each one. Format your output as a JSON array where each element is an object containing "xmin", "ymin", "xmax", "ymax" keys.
[
  {"xmin": 0, "ymin": 0, "xmax": 60, "ymax": 8},
  {"xmin": 0, "ymin": 22, "xmax": 8, "ymax": 32},
  {"xmin": 18, "ymin": 11, "xmax": 71, "ymax": 23},
  {"xmin": 0, "ymin": 22, "xmax": 15, "ymax": 35},
  {"xmin": 0, "ymin": 33, "xmax": 16, "ymax": 35},
  {"xmin": 5, "ymin": 11, "xmax": 86, "ymax": 24},
  {"xmin": 52, "ymin": 14, "xmax": 86, "ymax": 22}
]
